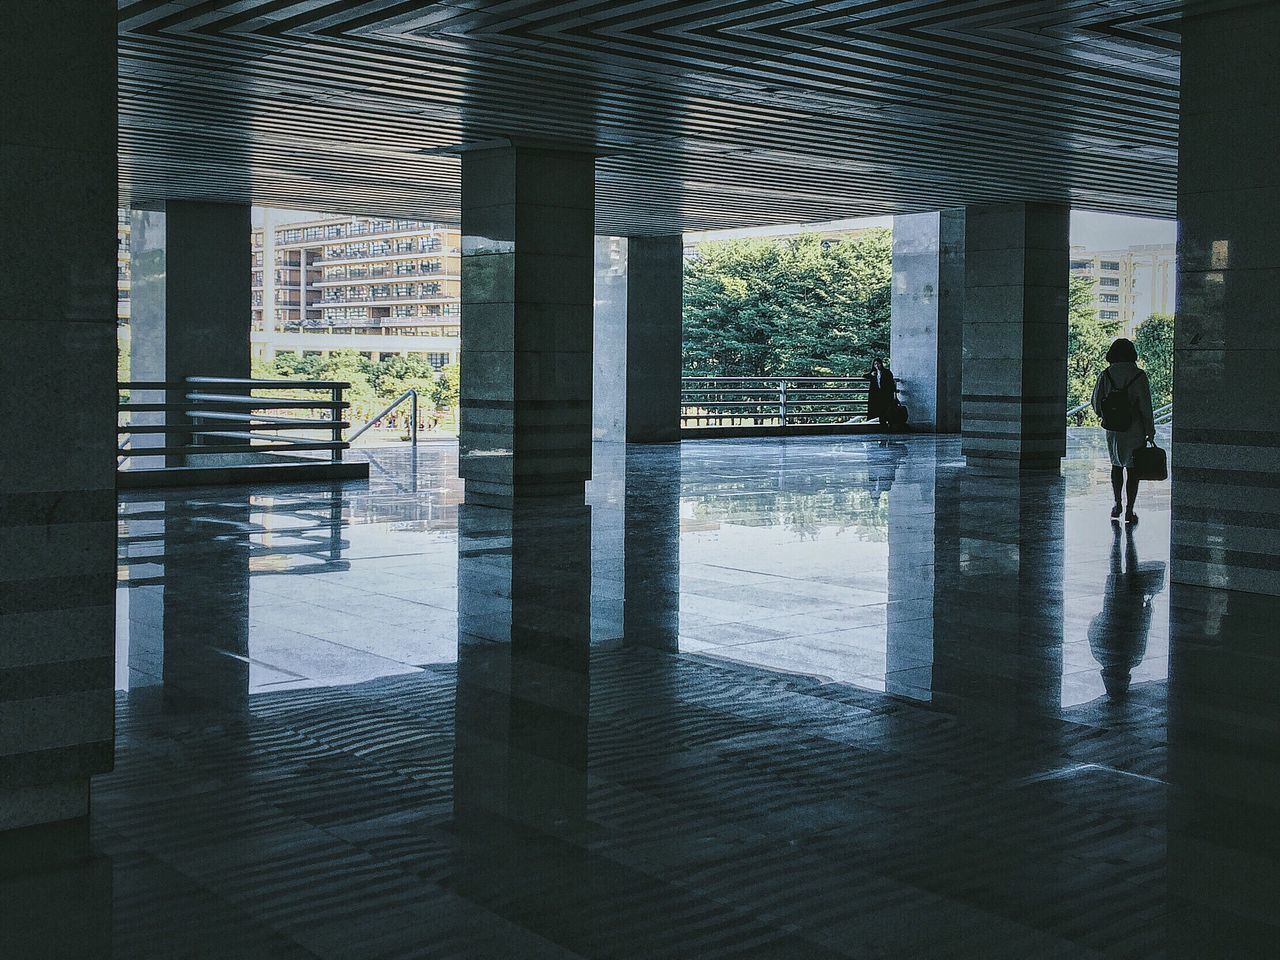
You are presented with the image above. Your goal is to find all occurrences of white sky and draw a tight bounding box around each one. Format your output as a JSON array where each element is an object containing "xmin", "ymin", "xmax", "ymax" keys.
[{"xmin": 1068, "ymin": 210, "xmax": 1175, "ymax": 250}]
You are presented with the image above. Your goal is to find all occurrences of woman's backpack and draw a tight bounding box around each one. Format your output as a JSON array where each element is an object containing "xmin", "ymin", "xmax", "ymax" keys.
[{"xmin": 1100, "ymin": 371, "xmax": 1140, "ymax": 431}]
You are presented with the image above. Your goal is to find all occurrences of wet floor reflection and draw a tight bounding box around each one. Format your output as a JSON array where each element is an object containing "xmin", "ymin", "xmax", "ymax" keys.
[{"xmin": 18, "ymin": 434, "xmax": 1274, "ymax": 957}]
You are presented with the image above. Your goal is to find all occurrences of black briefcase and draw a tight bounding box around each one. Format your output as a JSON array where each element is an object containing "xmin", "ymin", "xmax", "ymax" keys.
[{"xmin": 1131, "ymin": 441, "xmax": 1168, "ymax": 481}]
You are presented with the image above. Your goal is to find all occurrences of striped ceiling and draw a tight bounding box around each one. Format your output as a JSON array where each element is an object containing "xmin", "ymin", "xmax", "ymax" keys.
[{"xmin": 118, "ymin": 0, "xmax": 1190, "ymax": 234}]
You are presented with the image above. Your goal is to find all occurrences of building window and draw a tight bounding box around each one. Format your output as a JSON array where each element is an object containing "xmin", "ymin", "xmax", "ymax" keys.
[
  {"xmin": 427, "ymin": 352, "xmax": 450, "ymax": 370},
  {"xmin": 1099, "ymin": 277, "xmax": 1120, "ymax": 287},
  {"xmin": 1100, "ymin": 260, "xmax": 1121, "ymax": 271},
  {"xmin": 1070, "ymin": 260, "xmax": 1092, "ymax": 270},
  {"xmin": 1099, "ymin": 294, "xmax": 1119, "ymax": 303},
  {"xmin": 1100, "ymin": 310, "xmax": 1120, "ymax": 320}
]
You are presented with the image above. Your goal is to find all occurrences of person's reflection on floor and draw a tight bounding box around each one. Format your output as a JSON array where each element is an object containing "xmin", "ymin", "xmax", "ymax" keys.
[
  {"xmin": 1088, "ymin": 525, "xmax": 1166, "ymax": 697},
  {"xmin": 868, "ymin": 439, "xmax": 909, "ymax": 507}
]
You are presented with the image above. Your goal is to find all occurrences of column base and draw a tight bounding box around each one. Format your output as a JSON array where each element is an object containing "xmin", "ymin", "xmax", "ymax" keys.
[
  {"xmin": 625, "ymin": 428, "xmax": 682, "ymax": 444},
  {"xmin": 0, "ymin": 779, "xmax": 90, "ymax": 833},
  {"xmin": 463, "ymin": 479, "xmax": 586, "ymax": 510}
]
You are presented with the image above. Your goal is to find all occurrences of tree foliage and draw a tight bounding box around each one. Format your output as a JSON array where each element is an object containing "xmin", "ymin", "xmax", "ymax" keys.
[
  {"xmin": 1134, "ymin": 312, "xmax": 1174, "ymax": 408},
  {"xmin": 1066, "ymin": 275, "xmax": 1120, "ymax": 425},
  {"xmin": 263, "ymin": 350, "xmax": 453, "ymax": 425},
  {"xmin": 682, "ymin": 230, "xmax": 892, "ymax": 377}
]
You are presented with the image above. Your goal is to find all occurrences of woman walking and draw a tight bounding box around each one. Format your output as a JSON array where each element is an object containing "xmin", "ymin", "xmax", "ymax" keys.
[
  {"xmin": 867, "ymin": 358, "xmax": 897, "ymax": 432},
  {"xmin": 1091, "ymin": 338, "xmax": 1156, "ymax": 524}
]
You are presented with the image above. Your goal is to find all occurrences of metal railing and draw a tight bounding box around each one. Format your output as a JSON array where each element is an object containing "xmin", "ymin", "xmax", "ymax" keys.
[
  {"xmin": 681, "ymin": 376, "xmax": 883, "ymax": 429},
  {"xmin": 117, "ymin": 377, "xmax": 351, "ymax": 470},
  {"xmin": 1067, "ymin": 400, "xmax": 1173, "ymax": 425},
  {"xmin": 347, "ymin": 388, "xmax": 419, "ymax": 446}
]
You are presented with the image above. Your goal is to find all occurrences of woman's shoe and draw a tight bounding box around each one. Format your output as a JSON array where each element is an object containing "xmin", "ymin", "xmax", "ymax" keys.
[
  {"xmin": 1125, "ymin": 510, "xmax": 1139, "ymax": 525},
  {"xmin": 1110, "ymin": 503, "xmax": 1123, "ymax": 521}
]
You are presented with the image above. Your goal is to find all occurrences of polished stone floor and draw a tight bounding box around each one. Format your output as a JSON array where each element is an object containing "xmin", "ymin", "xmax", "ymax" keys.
[{"xmin": 6, "ymin": 433, "xmax": 1278, "ymax": 958}]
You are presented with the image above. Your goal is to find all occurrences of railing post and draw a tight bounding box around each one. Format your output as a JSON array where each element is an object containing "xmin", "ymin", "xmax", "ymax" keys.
[
  {"xmin": 332, "ymin": 384, "xmax": 343, "ymax": 462},
  {"xmin": 779, "ymin": 380, "xmax": 788, "ymax": 427},
  {"xmin": 410, "ymin": 389, "xmax": 418, "ymax": 446}
]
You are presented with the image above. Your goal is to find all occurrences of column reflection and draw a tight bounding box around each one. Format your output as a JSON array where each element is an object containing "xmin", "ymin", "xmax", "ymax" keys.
[
  {"xmin": 1167, "ymin": 585, "xmax": 1280, "ymax": 958},
  {"xmin": 929, "ymin": 468, "xmax": 1066, "ymax": 740},
  {"xmin": 453, "ymin": 502, "xmax": 593, "ymax": 836}
]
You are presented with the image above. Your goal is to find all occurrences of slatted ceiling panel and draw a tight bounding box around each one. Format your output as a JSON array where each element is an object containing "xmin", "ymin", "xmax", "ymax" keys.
[{"xmin": 118, "ymin": 0, "xmax": 1185, "ymax": 233}]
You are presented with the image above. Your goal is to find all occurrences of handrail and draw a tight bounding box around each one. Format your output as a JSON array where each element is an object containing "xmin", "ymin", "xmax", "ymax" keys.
[
  {"xmin": 1067, "ymin": 401, "xmax": 1091, "ymax": 417},
  {"xmin": 347, "ymin": 388, "xmax": 418, "ymax": 446},
  {"xmin": 680, "ymin": 376, "xmax": 893, "ymax": 429},
  {"xmin": 117, "ymin": 377, "xmax": 350, "ymax": 470},
  {"xmin": 185, "ymin": 376, "xmax": 352, "ymax": 389}
]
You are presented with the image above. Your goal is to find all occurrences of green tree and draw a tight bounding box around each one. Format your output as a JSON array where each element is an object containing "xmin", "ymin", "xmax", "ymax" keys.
[
  {"xmin": 1065, "ymin": 275, "xmax": 1119, "ymax": 425},
  {"xmin": 682, "ymin": 230, "xmax": 892, "ymax": 377},
  {"xmin": 1134, "ymin": 312, "xmax": 1174, "ymax": 408},
  {"xmin": 432, "ymin": 362, "xmax": 460, "ymax": 411}
]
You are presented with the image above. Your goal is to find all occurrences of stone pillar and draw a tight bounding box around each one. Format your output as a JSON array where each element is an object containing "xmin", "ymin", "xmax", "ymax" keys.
[
  {"xmin": 131, "ymin": 201, "xmax": 252, "ymax": 384},
  {"xmin": 593, "ymin": 236, "xmax": 628, "ymax": 444},
  {"xmin": 0, "ymin": 3, "xmax": 116, "ymax": 832},
  {"xmin": 1172, "ymin": 5, "xmax": 1280, "ymax": 595},
  {"xmin": 460, "ymin": 146, "xmax": 595, "ymax": 508},
  {"xmin": 961, "ymin": 202, "xmax": 1069, "ymax": 470},
  {"xmin": 891, "ymin": 210, "xmax": 964, "ymax": 432},
  {"xmin": 626, "ymin": 235, "xmax": 684, "ymax": 443},
  {"xmin": 131, "ymin": 201, "xmax": 252, "ymax": 463}
]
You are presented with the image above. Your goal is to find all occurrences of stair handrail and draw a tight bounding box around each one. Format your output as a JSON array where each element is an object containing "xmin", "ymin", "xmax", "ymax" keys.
[{"xmin": 347, "ymin": 388, "xmax": 419, "ymax": 446}]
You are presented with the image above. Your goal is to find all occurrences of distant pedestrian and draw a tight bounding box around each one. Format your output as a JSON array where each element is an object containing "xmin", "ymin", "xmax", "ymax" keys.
[
  {"xmin": 867, "ymin": 358, "xmax": 897, "ymax": 432},
  {"xmin": 1091, "ymin": 338, "xmax": 1156, "ymax": 524}
]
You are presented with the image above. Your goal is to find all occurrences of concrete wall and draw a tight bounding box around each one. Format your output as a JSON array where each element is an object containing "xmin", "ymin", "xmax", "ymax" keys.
[{"xmin": 0, "ymin": 2, "xmax": 117, "ymax": 831}]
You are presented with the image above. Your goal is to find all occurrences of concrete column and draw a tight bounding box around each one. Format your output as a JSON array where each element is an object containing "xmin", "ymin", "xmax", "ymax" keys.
[
  {"xmin": 1172, "ymin": 5, "xmax": 1280, "ymax": 595},
  {"xmin": 131, "ymin": 201, "xmax": 252, "ymax": 463},
  {"xmin": 593, "ymin": 236, "xmax": 628, "ymax": 444},
  {"xmin": 0, "ymin": 3, "xmax": 116, "ymax": 832},
  {"xmin": 961, "ymin": 202, "xmax": 1069, "ymax": 470},
  {"xmin": 626, "ymin": 236, "xmax": 684, "ymax": 443},
  {"xmin": 131, "ymin": 200, "xmax": 252, "ymax": 383},
  {"xmin": 890, "ymin": 210, "xmax": 964, "ymax": 432},
  {"xmin": 460, "ymin": 146, "xmax": 595, "ymax": 508}
]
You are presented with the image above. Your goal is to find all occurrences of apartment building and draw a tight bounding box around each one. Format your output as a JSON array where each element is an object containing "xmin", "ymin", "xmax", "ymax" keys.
[
  {"xmin": 117, "ymin": 209, "xmax": 131, "ymax": 322},
  {"xmin": 1070, "ymin": 242, "xmax": 1175, "ymax": 336},
  {"xmin": 252, "ymin": 211, "xmax": 462, "ymax": 368}
]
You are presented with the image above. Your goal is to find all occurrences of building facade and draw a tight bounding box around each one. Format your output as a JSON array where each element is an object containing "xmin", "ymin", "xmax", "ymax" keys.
[
  {"xmin": 1070, "ymin": 242, "xmax": 1175, "ymax": 336},
  {"xmin": 116, "ymin": 210, "xmax": 462, "ymax": 370},
  {"xmin": 252, "ymin": 212, "xmax": 462, "ymax": 368}
]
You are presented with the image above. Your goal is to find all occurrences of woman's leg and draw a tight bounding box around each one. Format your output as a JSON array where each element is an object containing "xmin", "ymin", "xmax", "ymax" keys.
[
  {"xmin": 1125, "ymin": 470, "xmax": 1140, "ymax": 511},
  {"xmin": 1111, "ymin": 466, "xmax": 1124, "ymax": 504}
]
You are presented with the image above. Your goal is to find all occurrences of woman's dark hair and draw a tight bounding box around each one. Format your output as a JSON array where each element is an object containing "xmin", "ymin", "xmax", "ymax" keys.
[
  {"xmin": 1106, "ymin": 338, "xmax": 1138, "ymax": 363},
  {"xmin": 872, "ymin": 357, "xmax": 884, "ymax": 368}
]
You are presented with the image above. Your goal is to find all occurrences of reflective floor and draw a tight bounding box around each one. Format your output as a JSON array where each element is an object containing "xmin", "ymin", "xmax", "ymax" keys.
[{"xmin": 7, "ymin": 433, "xmax": 1279, "ymax": 958}]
